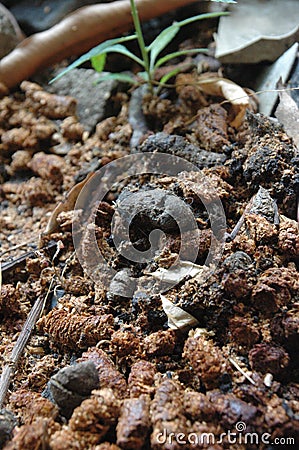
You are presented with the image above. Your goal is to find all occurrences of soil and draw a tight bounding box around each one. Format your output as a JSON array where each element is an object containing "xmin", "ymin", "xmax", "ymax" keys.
[{"xmin": 0, "ymin": 13, "xmax": 299, "ymax": 450}]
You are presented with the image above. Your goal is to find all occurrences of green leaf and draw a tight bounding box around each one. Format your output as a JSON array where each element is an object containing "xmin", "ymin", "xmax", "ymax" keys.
[
  {"xmin": 103, "ymin": 44, "xmax": 144, "ymax": 67},
  {"xmin": 148, "ymin": 23, "xmax": 180, "ymax": 71},
  {"xmin": 155, "ymin": 48, "xmax": 208, "ymax": 68},
  {"xmin": 175, "ymin": 11, "xmax": 229, "ymax": 28},
  {"xmin": 137, "ymin": 71, "xmax": 150, "ymax": 81},
  {"xmin": 91, "ymin": 53, "xmax": 107, "ymax": 72},
  {"xmin": 95, "ymin": 73, "xmax": 138, "ymax": 85},
  {"xmin": 49, "ymin": 34, "xmax": 137, "ymax": 83},
  {"xmin": 148, "ymin": 11, "xmax": 228, "ymax": 72},
  {"xmin": 157, "ymin": 66, "xmax": 183, "ymax": 93}
]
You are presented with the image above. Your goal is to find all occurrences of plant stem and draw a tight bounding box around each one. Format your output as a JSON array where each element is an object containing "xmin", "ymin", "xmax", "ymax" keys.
[{"xmin": 130, "ymin": 0, "xmax": 153, "ymax": 92}]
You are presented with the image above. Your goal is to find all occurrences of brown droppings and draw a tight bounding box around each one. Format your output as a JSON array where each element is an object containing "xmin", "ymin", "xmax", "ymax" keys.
[
  {"xmin": 183, "ymin": 333, "xmax": 229, "ymax": 390},
  {"xmin": 144, "ymin": 330, "xmax": 176, "ymax": 357},
  {"xmin": 28, "ymin": 152, "xmax": 64, "ymax": 184},
  {"xmin": 37, "ymin": 309, "xmax": 114, "ymax": 350},
  {"xmin": 251, "ymin": 267, "xmax": 299, "ymax": 315},
  {"xmin": 21, "ymin": 81, "xmax": 77, "ymax": 119},
  {"xmin": 116, "ymin": 394, "xmax": 151, "ymax": 449},
  {"xmin": 128, "ymin": 360, "xmax": 157, "ymax": 398},
  {"xmin": 249, "ymin": 343, "xmax": 290, "ymax": 376},
  {"xmin": 61, "ymin": 116, "xmax": 84, "ymax": 141},
  {"xmin": 229, "ymin": 316, "xmax": 260, "ymax": 350},
  {"xmin": 193, "ymin": 104, "xmax": 230, "ymax": 152},
  {"xmin": 8, "ymin": 388, "xmax": 58, "ymax": 424},
  {"xmin": 69, "ymin": 388, "xmax": 120, "ymax": 436},
  {"xmin": 150, "ymin": 379, "xmax": 188, "ymax": 450}
]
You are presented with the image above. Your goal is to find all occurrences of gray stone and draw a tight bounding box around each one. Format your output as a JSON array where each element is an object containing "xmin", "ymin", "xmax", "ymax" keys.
[
  {"xmin": 0, "ymin": 409, "xmax": 18, "ymax": 447},
  {"xmin": 0, "ymin": 3, "xmax": 23, "ymax": 58},
  {"xmin": 48, "ymin": 361, "xmax": 99, "ymax": 418},
  {"xmin": 48, "ymin": 68, "xmax": 118, "ymax": 132},
  {"xmin": 223, "ymin": 251, "xmax": 253, "ymax": 272}
]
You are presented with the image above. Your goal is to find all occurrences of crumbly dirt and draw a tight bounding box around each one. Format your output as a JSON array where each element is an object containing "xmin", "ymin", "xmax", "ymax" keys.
[{"xmin": 0, "ymin": 36, "xmax": 299, "ymax": 450}]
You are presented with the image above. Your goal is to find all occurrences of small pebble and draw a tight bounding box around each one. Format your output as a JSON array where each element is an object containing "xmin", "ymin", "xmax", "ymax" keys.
[
  {"xmin": 48, "ymin": 361, "xmax": 99, "ymax": 418},
  {"xmin": 263, "ymin": 373, "xmax": 274, "ymax": 388},
  {"xmin": 0, "ymin": 408, "xmax": 18, "ymax": 447}
]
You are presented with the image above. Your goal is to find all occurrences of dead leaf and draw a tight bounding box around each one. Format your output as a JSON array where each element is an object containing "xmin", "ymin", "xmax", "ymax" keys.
[
  {"xmin": 197, "ymin": 74, "xmax": 250, "ymax": 128},
  {"xmin": 254, "ymin": 43, "xmax": 298, "ymax": 116},
  {"xmin": 275, "ymin": 85, "xmax": 299, "ymax": 149},
  {"xmin": 43, "ymin": 172, "xmax": 94, "ymax": 235},
  {"xmin": 149, "ymin": 261, "xmax": 203, "ymax": 284},
  {"xmin": 215, "ymin": 0, "xmax": 299, "ymax": 64},
  {"xmin": 161, "ymin": 294, "xmax": 199, "ymax": 329}
]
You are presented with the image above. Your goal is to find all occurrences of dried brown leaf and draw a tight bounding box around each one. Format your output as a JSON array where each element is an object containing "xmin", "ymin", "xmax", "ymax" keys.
[
  {"xmin": 197, "ymin": 74, "xmax": 250, "ymax": 128},
  {"xmin": 43, "ymin": 172, "xmax": 94, "ymax": 235}
]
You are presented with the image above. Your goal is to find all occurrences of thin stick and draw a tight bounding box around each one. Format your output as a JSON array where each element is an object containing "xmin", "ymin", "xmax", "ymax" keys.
[
  {"xmin": 0, "ymin": 278, "xmax": 55, "ymax": 408},
  {"xmin": 1, "ymin": 242, "xmax": 57, "ymax": 276},
  {"xmin": 225, "ymin": 198, "xmax": 254, "ymax": 242},
  {"xmin": 229, "ymin": 356, "xmax": 255, "ymax": 385},
  {"xmin": 0, "ymin": 240, "xmax": 33, "ymax": 258},
  {"xmin": 0, "ymin": 296, "xmax": 44, "ymax": 407}
]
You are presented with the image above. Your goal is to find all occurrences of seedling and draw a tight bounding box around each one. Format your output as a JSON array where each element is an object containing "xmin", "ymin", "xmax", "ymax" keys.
[{"xmin": 50, "ymin": 0, "xmax": 234, "ymax": 93}]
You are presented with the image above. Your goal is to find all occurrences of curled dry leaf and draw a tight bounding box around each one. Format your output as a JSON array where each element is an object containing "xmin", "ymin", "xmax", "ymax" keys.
[
  {"xmin": 43, "ymin": 172, "xmax": 94, "ymax": 235},
  {"xmin": 161, "ymin": 294, "xmax": 199, "ymax": 329},
  {"xmin": 149, "ymin": 260, "xmax": 203, "ymax": 283},
  {"xmin": 0, "ymin": 0, "xmax": 201, "ymax": 90},
  {"xmin": 196, "ymin": 73, "xmax": 250, "ymax": 128}
]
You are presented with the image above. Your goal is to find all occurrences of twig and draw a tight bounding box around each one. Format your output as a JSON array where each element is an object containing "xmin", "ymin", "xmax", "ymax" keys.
[
  {"xmin": 229, "ymin": 356, "xmax": 255, "ymax": 385},
  {"xmin": 1, "ymin": 242, "xmax": 57, "ymax": 276},
  {"xmin": 0, "ymin": 242, "xmax": 60, "ymax": 406},
  {"xmin": 0, "ymin": 293, "xmax": 47, "ymax": 407},
  {"xmin": 273, "ymin": 199, "xmax": 280, "ymax": 226},
  {"xmin": 0, "ymin": 240, "xmax": 33, "ymax": 258},
  {"xmin": 225, "ymin": 198, "xmax": 254, "ymax": 242}
]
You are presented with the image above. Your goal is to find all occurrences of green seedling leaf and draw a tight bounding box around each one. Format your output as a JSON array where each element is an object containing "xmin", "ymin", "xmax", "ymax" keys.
[
  {"xmin": 49, "ymin": 34, "xmax": 137, "ymax": 83},
  {"xmin": 148, "ymin": 23, "xmax": 180, "ymax": 70},
  {"xmin": 148, "ymin": 11, "xmax": 228, "ymax": 72},
  {"xmin": 176, "ymin": 11, "xmax": 229, "ymax": 28},
  {"xmin": 91, "ymin": 53, "xmax": 106, "ymax": 72},
  {"xmin": 102, "ymin": 44, "xmax": 144, "ymax": 67},
  {"xmin": 156, "ymin": 48, "xmax": 208, "ymax": 68},
  {"xmin": 157, "ymin": 66, "xmax": 184, "ymax": 93},
  {"xmin": 95, "ymin": 73, "xmax": 138, "ymax": 85},
  {"xmin": 137, "ymin": 71, "xmax": 150, "ymax": 81}
]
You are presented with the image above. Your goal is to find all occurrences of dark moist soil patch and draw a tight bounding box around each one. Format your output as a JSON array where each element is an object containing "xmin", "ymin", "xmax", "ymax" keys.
[{"xmin": 0, "ymin": 48, "xmax": 299, "ymax": 450}]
